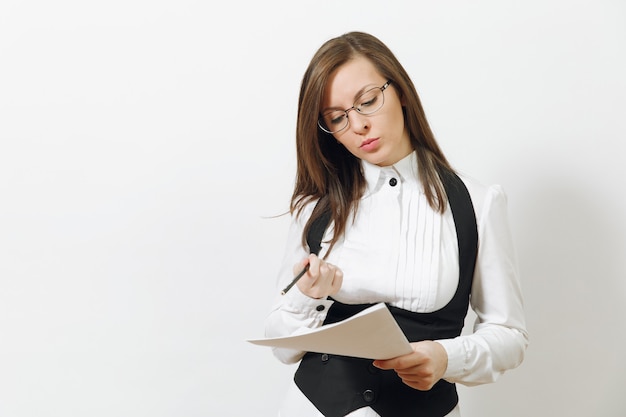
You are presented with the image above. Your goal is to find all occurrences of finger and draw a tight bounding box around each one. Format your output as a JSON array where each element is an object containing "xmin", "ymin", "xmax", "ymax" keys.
[
  {"xmin": 398, "ymin": 368, "xmax": 439, "ymax": 391},
  {"xmin": 329, "ymin": 268, "xmax": 343, "ymax": 295},
  {"xmin": 292, "ymin": 257, "xmax": 310, "ymax": 276},
  {"xmin": 318, "ymin": 260, "xmax": 335, "ymax": 277},
  {"xmin": 307, "ymin": 254, "xmax": 321, "ymax": 276},
  {"xmin": 313, "ymin": 263, "xmax": 335, "ymax": 291},
  {"xmin": 372, "ymin": 358, "xmax": 396, "ymax": 370},
  {"xmin": 373, "ymin": 352, "xmax": 423, "ymax": 371}
]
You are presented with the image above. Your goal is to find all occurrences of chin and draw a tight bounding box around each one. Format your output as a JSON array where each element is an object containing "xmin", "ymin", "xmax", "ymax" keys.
[{"xmin": 368, "ymin": 155, "xmax": 393, "ymax": 167}]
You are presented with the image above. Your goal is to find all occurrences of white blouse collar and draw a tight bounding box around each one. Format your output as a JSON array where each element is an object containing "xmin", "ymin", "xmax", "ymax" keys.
[{"xmin": 361, "ymin": 151, "xmax": 420, "ymax": 196}]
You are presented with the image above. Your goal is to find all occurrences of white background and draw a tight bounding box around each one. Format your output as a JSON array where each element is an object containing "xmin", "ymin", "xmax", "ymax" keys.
[{"xmin": 1, "ymin": 1, "xmax": 625, "ymax": 416}]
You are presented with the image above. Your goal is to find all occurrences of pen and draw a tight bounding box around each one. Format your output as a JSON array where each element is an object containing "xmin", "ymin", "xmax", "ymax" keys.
[{"xmin": 281, "ymin": 264, "xmax": 310, "ymax": 295}]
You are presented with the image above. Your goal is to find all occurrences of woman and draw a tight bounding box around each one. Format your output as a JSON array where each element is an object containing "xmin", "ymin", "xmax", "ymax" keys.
[{"xmin": 264, "ymin": 31, "xmax": 528, "ymax": 417}]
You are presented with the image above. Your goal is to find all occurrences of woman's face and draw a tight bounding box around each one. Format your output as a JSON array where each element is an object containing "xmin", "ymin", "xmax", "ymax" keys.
[{"xmin": 320, "ymin": 56, "xmax": 412, "ymax": 167}]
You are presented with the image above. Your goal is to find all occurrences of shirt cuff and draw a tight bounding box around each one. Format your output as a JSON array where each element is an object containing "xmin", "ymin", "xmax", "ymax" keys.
[
  {"xmin": 437, "ymin": 338, "xmax": 468, "ymax": 381},
  {"xmin": 281, "ymin": 285, "xmax": 335, "ymax": 318}
]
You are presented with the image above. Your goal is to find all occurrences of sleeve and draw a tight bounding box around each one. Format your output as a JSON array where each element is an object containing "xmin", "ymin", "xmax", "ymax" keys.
[
  {"xmin": 263, "ymin": 204, "xmax": 335, "ymax": 364},
  {"xmin": 437, "ymin": 184, "xmax": 529, "ymax": 386}
]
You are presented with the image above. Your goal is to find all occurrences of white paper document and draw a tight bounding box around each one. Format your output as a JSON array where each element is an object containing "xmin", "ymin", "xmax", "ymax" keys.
[{"xmin": 248, "ymin": 303, "xmax": 413, "ymax": 360}]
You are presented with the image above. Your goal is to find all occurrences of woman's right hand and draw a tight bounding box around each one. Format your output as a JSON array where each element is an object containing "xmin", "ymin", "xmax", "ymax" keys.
[{"xmin": 294, "ymin": 254, "xmax": 343, "ymax": 299}]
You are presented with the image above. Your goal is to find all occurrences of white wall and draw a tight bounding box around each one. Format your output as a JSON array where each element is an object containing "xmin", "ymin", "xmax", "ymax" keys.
[{"xmin": 1, "ymin": 1, "xmax": 625, "ymax": 416}]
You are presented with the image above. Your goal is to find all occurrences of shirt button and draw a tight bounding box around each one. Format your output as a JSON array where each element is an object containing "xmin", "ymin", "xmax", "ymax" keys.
[
  {"xmin": 362, "ymin": 389, "xmax": 375, "ymax": 403},
  {"xmin": 321, "ymin": 354, "xmax": 329, "ymax": 362},
  {"xmin": 316, "ymin": 305, "xmax": 325, "ymax": 312},
  {"xmin": 389, "ymin": 178, "xmax": 398, "ymax": 187}
]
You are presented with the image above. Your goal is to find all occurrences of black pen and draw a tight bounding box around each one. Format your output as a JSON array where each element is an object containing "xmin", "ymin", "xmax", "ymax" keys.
[{"xmin": 281, "ymin": 264, "xmax": 310, "ymax": 295}]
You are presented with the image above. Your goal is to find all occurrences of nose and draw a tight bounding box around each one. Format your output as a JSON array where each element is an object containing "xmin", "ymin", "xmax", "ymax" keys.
[{"xmin": 347, "ymin": 110, "xmax": 369, "ymax": 133}]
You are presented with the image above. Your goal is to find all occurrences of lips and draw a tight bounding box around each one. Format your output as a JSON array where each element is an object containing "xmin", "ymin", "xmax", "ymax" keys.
[{"xmin": 360, "ymin": 137, "xmax": 380, "ymax": 152}]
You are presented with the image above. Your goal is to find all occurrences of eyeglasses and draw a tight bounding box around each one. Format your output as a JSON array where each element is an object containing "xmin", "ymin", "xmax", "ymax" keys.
[{"xmin": 318, "ymin": 81, "xmax": 392, "ymax": 134}]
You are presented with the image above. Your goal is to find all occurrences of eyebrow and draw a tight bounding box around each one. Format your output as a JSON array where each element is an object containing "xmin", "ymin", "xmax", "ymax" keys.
[{"xmin": 321, "ymin": 83, "xmax": 380, "ymax": 113}]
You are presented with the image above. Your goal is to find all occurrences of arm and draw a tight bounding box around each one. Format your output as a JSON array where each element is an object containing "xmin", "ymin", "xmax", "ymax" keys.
[
  {"xmin": 264, "ymin": 207, "xmax": 341, "ymax": 364},
  {"xmin": 438, "ymin": 184, "xmax": 529, "ymax": 385},
  {"xmin": 375, "ymin": 185, "xmax": 528, "ymax": 388}
]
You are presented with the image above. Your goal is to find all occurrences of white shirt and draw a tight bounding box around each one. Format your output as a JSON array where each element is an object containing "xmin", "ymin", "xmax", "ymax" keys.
[{"xmin": 265, "ymin": 152, "xmax": 528, "ymax": 417}]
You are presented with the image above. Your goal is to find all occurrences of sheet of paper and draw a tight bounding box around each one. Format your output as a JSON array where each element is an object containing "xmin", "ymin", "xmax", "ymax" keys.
[{"xmin": 248, "ymin": 302, "xmax": 413, "ymax": 360}]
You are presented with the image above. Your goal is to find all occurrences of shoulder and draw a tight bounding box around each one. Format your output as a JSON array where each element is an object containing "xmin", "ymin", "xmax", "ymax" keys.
[{"xmin": 458, "ymin": 174, "xmax": 509, "ymax": 223}]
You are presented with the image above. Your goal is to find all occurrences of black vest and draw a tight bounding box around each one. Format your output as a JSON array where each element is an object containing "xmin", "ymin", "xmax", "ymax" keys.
[{"xmin": 294, "ymin": 170, "xmax": 478, "ymax": 417}]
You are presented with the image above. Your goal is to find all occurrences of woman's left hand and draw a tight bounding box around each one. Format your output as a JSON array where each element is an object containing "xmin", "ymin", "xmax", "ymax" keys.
[{"xmin": 372, "ymin": 341, "xmax": 448, "ymax": 391}]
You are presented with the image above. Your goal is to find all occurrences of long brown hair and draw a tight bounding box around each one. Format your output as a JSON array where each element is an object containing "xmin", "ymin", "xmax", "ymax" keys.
[{"xmin": 291, "ymin": 31, "xmax": 454, "ymax": 255}]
